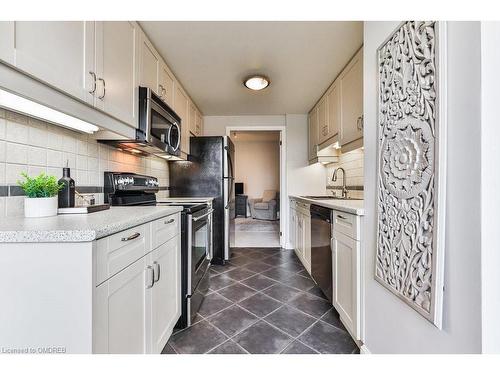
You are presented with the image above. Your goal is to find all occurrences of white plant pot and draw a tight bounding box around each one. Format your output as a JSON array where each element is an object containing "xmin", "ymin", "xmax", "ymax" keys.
[{"xmin": 24, "ymin": 196, "xmax": 58, "ymax": 218}]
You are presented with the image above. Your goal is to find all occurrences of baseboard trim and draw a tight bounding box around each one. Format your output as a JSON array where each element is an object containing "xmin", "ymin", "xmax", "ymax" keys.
[{"xmin": 360, "ymin": 344, "xmax": 371, "ymax": 354}]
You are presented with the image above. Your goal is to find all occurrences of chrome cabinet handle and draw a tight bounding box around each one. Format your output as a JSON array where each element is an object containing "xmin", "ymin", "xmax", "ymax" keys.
[
  {"xmin": 356, "ymin": 115, "xmax": 364, "ymax": 131},
  {"xmin": 89, "ymin": 71, "xmax": 97, "ymax": 94},
  {"xmin": 153, "ymin": 262, "xmax": 160, "ymax": 282},
  {"xmin": 98, "ymin": 78, "xmax": 106, "ymax": 99},
  {"xmin": 164, "ymin": 218, "xmax": 175, "ymax": 225},
  {"xmin": 146, "ymin": 266, "xmax": 154, "ymax": 289},
  {"xmin": 121, "ymin": 232, "xmax": 140, "ymax": 241}
]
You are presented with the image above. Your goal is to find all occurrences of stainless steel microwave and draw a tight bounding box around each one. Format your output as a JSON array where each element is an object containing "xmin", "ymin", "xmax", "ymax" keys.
[{"xmin": 98, "ymin": 87, "xmax": 181, "ymax": 158}]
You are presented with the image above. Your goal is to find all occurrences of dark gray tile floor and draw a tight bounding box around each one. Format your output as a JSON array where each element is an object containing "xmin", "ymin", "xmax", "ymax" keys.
[{"xmin": 163, "ymin": 247, "xmax": 359, "ymax": 354}]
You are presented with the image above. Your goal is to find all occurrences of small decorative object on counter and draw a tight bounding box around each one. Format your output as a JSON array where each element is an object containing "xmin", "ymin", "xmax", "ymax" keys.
[
  {"xmin": 58, "ymin": 166, "xmax": 75, "ymax": 208},
  {"xmin": 17, "ymin": 172, "xmax": 63, "ymax": 218}
]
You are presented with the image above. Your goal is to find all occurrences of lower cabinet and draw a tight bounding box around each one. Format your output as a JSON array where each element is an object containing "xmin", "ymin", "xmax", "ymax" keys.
[
  {"xmin": 94, "ymin": 218, "xmax": 181, "ymax": 354},
  {"xmin": 331, "ymin": 212, "xmax": 361, "ymax": 341},
  {"xmin": 149, "ymin": 237, "xmax": 181, "ymax": 354},
  {"xmin": 94, "ymin": 255, "xmax": 149, "ymax": 354},
  {"xmin": 290, "ymin": 199, "xmax": 311, "ymax": 273}
]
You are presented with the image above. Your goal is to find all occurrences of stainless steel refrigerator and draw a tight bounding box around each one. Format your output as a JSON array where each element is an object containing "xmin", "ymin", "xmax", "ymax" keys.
[{"xmin": 169, "ymin": 136, "xmax": 235, "ymax": 264}]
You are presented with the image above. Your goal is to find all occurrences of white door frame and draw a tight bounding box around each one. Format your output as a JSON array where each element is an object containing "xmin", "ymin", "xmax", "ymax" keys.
[{"xmin": 225, "ymin": 125, "xmax": 286, "ymax": 248}]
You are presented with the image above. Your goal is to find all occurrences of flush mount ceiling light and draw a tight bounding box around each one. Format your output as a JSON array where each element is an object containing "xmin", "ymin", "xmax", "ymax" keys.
[
  {"xmin": 0, "ymin": 88, "xmax": 99, "ymax": 134},
  {"xmin": 244, "ymin": 75, "xmax": 270, "ymax": 91}
]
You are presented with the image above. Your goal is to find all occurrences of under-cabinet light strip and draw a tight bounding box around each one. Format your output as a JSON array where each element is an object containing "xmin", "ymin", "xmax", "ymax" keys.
[{"xmin": 0, "ymin": 88, "xmax": 99, "ymax": 134}]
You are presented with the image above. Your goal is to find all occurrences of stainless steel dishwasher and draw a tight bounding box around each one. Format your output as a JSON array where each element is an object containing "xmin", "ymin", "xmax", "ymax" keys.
[{"xmin": 310, "ymin": 204, "xmax": 333, "ymax": 303}]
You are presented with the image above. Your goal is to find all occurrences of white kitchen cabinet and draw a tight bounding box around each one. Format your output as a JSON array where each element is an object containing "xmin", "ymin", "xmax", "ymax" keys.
[
  {"xmin": 94, "ymin": 255, "xmax": 149, "ymax": 354},
  {"xmin": 308, "ymin": 108, "xmax": 319, "ymax": 162},
  {"xmin": 195, "ymin": 110, "xmax": 203, "ymax": 136},
  {"xmin": 339, "ymin": 48, "xmax": 363, "ymax": 147},
  {"xmin": 331, "ymin": 210, "xmax": 361, "ymax": 341},
  {"xmin": 159, "ymin": 61, "xmax": 175, "ymax": 108},
  {"xmin": 317, "ymin": 95, "xmax": 329, "ymax": 144},
  {"xmin": 189, "ymin": 101, "xmax": 197, "ymax": 136},
  {"xmin": 148, "ymin": 236, "xmax": 181, "ymax": 353},
  {"xmin": 326, "ymin": 80, "xmax": 340, "ymax": 141},
  {"xmin": 12, "ymin": 21, "xmax": 96, "ymax": 104},
  {"xmin": 139, "ymin": 32, "xmax": 160, "ymax": 96},
  {"xmin": 95, "ymin": 21, "xmax": 139, "ymax": 127},
  {"xmin": 174, "ymin": 82, "xmax": 190, "ymax": 156},
  {"xmin": 0, "ymin": 22, "xmax": 15, "ymax": 65},
  {"xmin": 290, "ymin": 198, "xmax": 311, "ymax": 273}
]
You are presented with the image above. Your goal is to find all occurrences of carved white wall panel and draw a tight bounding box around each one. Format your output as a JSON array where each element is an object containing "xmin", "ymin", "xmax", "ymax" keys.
[{"xmin": 376, "ymin": 21, "xmax": 446, "ymax": 328}]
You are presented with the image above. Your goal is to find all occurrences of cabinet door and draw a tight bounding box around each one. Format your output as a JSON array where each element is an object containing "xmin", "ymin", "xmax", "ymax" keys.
[
  {"xmin": 95, "ymin": 21, "xmax": 139, "ymax": 127},
  {"xmin": 13, "ymin": 21, "xmax": 95, "ymax": 104},
  {"xmin": 290, "ymin": 207, "xmax": 296, "ymax": 250},
  {"xmin": 188, "ymin": 102, "xmax": 197, "ymax": 136},
  {"xmin": 317, "ymin": 96, "xmax": 328, "ymax": 144},
  {"xmin": 326, "ymin": 81, "xmax": 340, "ymax": 140},
  {"xmin": 308, "ymin": 108, "xmax": 318, "ymax": 162},
  {"xmin": 159, "ymin": 62, "xmax": 175, "ymax": 108},
  {"xmin": 149, "ymin": 236, "xmax": 181, "ymax": 353},
  {"xmin": 332, "ymin": 230, "xmax": 360, "ymax": 340},
  {"xmin": 94, "ymin": 256, "xmax": 148, "ymax": 354},
  {"xmin": 174, "ymin": 83, "xmax": 190, "ymax": 155},
  {"xmin": 302, "ymin": 214, "xmax": 311, "ymax": 272},
  {"xmin": 0, "ymin": 22, "xmax": 15, "ymax": 65},
  {"xmin": 195, "ymin": 110, "xmax": 203, "ymax": 136},
  {"xmin": 139, "ymin": 33, "xmax": 160, "ymax": 95},
  {"xmin": 340, "ymin": 48, "xmax": 363, "ymax": 147}
]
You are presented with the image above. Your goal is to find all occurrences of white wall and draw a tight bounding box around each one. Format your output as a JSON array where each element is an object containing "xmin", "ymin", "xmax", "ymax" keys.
[
  {"xmin": 233, "ymin": 139, "xmax": 280, "ymax": 199},
  {"xmin": 363, "ymin": 21, "xmax": 482, "ymax": 353},
  {"xmin": 203, "ymin": 114, "xmax": 327, "ymax": 248},
  {"xmin": 480, "ymin": 21, "xmax": 500, "ymax": 354}
]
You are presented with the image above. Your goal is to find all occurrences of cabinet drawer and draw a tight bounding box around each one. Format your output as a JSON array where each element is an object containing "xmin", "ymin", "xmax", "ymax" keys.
[
  {"xmin": 96, "ymin": 224, "xmax": 150, "ymax": 286},
  {"xmin": 152, "ymin": 213, "xmax": 180, "ymax": 250},
  {"xmin": 332, "ymin": 210, "xmax": 359, "ymax": 241},
  {"xmin": 296, "ymin": 201, "xmax": 310, "ymax": 216}
]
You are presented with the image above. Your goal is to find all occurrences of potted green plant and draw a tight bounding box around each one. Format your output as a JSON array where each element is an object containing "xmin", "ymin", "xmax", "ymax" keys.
[{"xmin": 17, "ymin": 172, "xmax": 64, "ymax": 218}]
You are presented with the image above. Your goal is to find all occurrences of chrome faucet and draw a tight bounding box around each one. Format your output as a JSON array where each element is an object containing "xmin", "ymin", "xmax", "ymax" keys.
[{"xmin": 332, "ymin": 167, "xmax": 348, "ymax": 198}]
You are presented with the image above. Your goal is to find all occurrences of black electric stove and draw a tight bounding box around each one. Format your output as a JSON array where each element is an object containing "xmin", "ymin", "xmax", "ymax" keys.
[{"xmin": 104, "ymin": 172, "xmax": 212, "ymax": 329}]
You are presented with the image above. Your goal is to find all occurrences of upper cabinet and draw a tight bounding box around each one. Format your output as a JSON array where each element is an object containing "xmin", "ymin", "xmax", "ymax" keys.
[
  {"xmin": 139, "ymin": 32, "xmax": 160, "ymax": 96},
  {"xmin": 308, "ymin": 47, "xmax": 363, "ymax": 160},
  {"xmin": 174, "ymin": 83, "xmax": 190, "ymax": 155},
  {"xmin": 0, "ymin": 21, "xmax": 203, "ymax": 152},
  {"xmin": 339, "ymin": 48, "xmax": 363, "ymax": 148},
  {"xmin": 308, "ymin": 107, "xmax": 318, "ymax": 162},
  {"xmin": 0, "ymin": 22, "xmax": 15, "ymax": 65},
  {"xmin": 159, "ymin": 62, "xmax": 175, "ymax": 108},
  {"xmin": 9, "ymin": 21, "xmax": 96, "ymax": 105},
  {"xmin": 95, "ymin": 21, "xmax": 139, "ymax": 127}
]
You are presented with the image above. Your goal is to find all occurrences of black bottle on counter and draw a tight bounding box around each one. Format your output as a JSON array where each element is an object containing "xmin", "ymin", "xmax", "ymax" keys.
[{"xmin": 58, "ymin": 167, "xmax": 75, "ymax": 208}]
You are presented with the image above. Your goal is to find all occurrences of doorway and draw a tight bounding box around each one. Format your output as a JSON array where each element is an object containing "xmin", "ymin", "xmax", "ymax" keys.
[{"xmin": 227, "ymin": 127, "xmax": 285, "ymax": 248}]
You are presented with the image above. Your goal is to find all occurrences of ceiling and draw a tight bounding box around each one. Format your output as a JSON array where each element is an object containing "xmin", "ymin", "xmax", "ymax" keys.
[
  {"xmin": 230, "ymin": 130, "xmax": 280, "ymax": 142},
  {"xmin": 140, "ymin": 21, "xmax": 363, "ymax": 116}
]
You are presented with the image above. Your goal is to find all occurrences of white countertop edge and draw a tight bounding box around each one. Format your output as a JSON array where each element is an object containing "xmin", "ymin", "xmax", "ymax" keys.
[
  {"xmin": 289, "ymin": 195, "xmax": 365, "ymax": 216},
  {"xmin": 0, "ymin": 206, "xmax": 183, "ymax": 243}
]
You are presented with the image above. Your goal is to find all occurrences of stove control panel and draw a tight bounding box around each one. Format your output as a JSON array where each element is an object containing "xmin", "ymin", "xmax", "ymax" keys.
[{"xmin": 104, "ymin": 172, "xmax": 160, "ymax": 192}]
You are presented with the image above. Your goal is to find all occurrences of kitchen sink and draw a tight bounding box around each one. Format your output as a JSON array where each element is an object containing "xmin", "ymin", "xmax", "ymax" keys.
[{"xmin": 301, "ymin": 195, "xmax": 363, "ymax": 201}]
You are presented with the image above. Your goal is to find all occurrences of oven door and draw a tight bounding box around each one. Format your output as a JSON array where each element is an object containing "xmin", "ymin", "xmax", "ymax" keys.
[{"xmin": 187, "ymin": 209, "xmax": 213, "ymax": 323}]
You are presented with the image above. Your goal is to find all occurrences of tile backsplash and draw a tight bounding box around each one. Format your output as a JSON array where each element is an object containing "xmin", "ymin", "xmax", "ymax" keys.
[
  {"xmin": 0, "ymin": 108, "xmax": 169, "ymax": 217},
  {"xmin": 326, "ymin": 148, "xmax": 364, "ymax": 199}
]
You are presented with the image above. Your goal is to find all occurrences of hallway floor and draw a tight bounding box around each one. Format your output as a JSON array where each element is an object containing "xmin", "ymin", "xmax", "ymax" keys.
[
  {"xmin": 163, "ymin": 247, "xmax": 359, "ymax": 354},
  {"xmin": 232, "ymin": 218, "xmax": 280, "ymax": 247}
]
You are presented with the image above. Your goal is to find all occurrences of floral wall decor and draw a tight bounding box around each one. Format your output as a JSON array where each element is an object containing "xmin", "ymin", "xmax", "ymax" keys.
[{"xmin": 376, "ymin": 21, "xmax": 447, "ymax": 328}]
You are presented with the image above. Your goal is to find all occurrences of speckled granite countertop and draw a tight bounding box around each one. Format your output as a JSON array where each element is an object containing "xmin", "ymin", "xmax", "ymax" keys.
[
  {"xmin": 289, "ymin": 195, "xmax": 365, "ymax": 216},
  {"xmin": 0, "ymin": 206, "xmax": 183, "ymax": 243}
]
